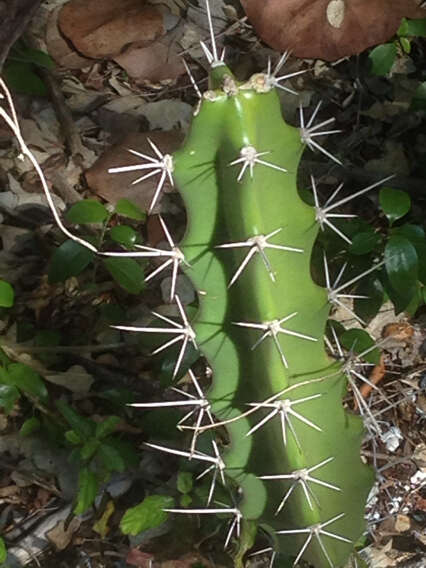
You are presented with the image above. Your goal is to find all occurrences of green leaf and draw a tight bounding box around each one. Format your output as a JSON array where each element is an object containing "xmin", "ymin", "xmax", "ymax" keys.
[
  {"xmin": 65, "ymin": 430, "xmax": 82, "ymax": 445},
  {"xmin": 398, "ymin": 18, "xmax": 426, "ymax": 38},
  {"xmin": 56, "ymin": 400, "xmax": 95, "ymax": 439},
  {"xmin": 0, "ymin": 536, "xmax": 6, "ymax": 563},
  {"xmin": 74, "ymin": 467, "xmax": 98, "ymax": 514},
  {"xmin": 103, "ymin": 437, "xmax": 139, "ymax": 468},
  {"xmin": 120, "ymin": 495, "xmax": 174, "ymax": 535},
  {"xmin": 115, "ymin": 198, "xmax": 146, "ymax": 220},
  {"xmin": 109, "ymin": 225, "xmax": 137, "ymax": 248},
  {"xmin": 97, "ymin": 442, "xmax": 126, "ymax": 472},
  {"xmin": 95, "ymin": 416, "xmax": 120, "ymax": 439},
  {"xmin": 340, "ymin": 329, "xmax": 381, "ymax": 365},
  {"xmin": 354, "ymin": 278, "xmax": 384, "ymax": 324},
  {"xmin": 4, "ymin": 61, "xmax": 48, "ymax": 96},
  {"xmin": 399, "ymin": 37, "xmax": 411, "ymax": 54},
  {"xmin": 7, "ymin": 363, "xmax": 48, "ymax": 402},
  {"xmin": 9, "ymin": 42, "xmax": 54, "ymax": 69},
  {"xmin": 379, "ymin": 187, "xmax": 411, "ymax": 225},
  {"xmin": 48, "ymin": 239, "xmax": 94, "ymax": 283},
  {"xmin": 385, "ymin": 235, "xmax": 418, "ymax": 296},
  {"xmin": 179, "ymin": 493, "xmax": 192, "ymax": 507},
  {"xmin": 20, "ymin": 417, "xmax": 41, "ymax": 437},
  {"xmin": 80, "ymin": 438, "xmax": 100, "ymax": 460},
  {"xmin": 177, "ymin": 471, "xmax": 193, "ymax": 494},
  {"xmin": 393, "ymin": 224, "xmax": 426, "ymax": 284},
  {"xmin": 66, "ymin": 200, "xmax": 108, "ymax": 224},
  {"xmin": 103, "ymin": 257, "xmax": 144, "ymax": 294},
  {"xmin": 368, "ymin": 43, "xmax": 397, "ymax": 76},
  {"xmin": 0, "ymin": 280, "xmax": 14, "ymax": 308},
  {"xmin": 349, "ymin": 232, "xmax": 381, "ymax": 255},
  {"xmin": 0, "ymin": 384, "xmax": 20, "ymax": 414},
  {"xmin": 411, "ymin": 81, "xmax": 426, "ymax": 111}
]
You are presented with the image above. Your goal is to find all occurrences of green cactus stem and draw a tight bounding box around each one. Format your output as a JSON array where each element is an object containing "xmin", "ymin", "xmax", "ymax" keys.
[{"xmin": 0, "ymin": 5, "xmax": 390, "ymax": 565}]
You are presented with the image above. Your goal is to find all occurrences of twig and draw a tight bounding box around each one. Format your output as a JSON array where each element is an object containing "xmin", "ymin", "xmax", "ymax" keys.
[{"xmin": 355, "ymin": 354, "xmax": 386, "ymax": 408}]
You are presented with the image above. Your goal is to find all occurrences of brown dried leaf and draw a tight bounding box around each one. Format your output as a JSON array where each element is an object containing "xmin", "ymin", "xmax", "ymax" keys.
[
  {"xmin": 46, "ymin": 517, "xmax": 81, "ymax": 550},
  {"xmin": 241, "ymin": 0, "xmax": 426, "ymax": 61},
  {"xmin": 85, "ymin": 131, "xmax": 183, "ymax": 212},
  {"xmin": 46, "ymin": 7, "xmax": 92, "ymax": 69},
  {"xmin": 58, "ymin": 0, "xmax": 164, "ymax": 59},
  {"xmin": 114, "ymin": 25, "xmax": 185, "ymax": 84}
]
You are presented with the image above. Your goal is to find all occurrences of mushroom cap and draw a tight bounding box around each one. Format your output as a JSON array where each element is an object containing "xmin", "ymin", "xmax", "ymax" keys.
[{"xmin": 241, "ymin": 0, "xmax": 426, "ymax": 61}]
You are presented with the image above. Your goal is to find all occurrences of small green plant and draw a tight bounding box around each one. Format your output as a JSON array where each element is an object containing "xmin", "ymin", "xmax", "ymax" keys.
[
  {"xmin": 4, "ymin": 40, "xmax": 54, "ymax": 96},
  {"xmin": 57, "ymin": 401, "xmax": 137, "ymax": 513}
]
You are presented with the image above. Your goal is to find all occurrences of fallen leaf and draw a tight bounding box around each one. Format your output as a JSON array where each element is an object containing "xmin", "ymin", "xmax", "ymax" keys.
[
  {"xmin": 114, "ymin": 25, "xmax": 185, "ymax": 84},
  {"xmin": 126, "ymin": 549, "xmax": 154, "ymax": 568},
  {"xmin": 241, "ymin": 0, "xmax": 426, "ymax": 61},
  {"xmin": 58, "ymin": 0, "xmax": 164, "ymax": 59},
  {"xmin": 45, "ymin": 365, "xmax": 94, "ymax": 393},
  {"xmin": 93, "ymin": 500, "xmax": 115, "ymax": 537},
  {"xmin": 85, "ymin": 131, "xmax": 183, "ymax": 212},
  {"xmin": 46, "ymin": 6, "xmax": 92, "ymax": 69},
  {"xmin": 139, "ymin": 100, "xmax": 192, "ymax": 131},
  {"xmin": 46, "ymin": 517, "xmax": 81, "ymax": 550}
]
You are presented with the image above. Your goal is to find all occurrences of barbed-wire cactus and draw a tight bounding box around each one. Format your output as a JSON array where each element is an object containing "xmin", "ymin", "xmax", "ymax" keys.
[{"xmin": 106, "ymin": 4, "xmax": 388, "ymax": 566}]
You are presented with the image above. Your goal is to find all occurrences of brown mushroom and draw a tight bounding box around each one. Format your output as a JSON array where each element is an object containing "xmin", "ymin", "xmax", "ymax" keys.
[{"xmin": 241, "ymin": 0, "xmax": 426, "ymax": 61}]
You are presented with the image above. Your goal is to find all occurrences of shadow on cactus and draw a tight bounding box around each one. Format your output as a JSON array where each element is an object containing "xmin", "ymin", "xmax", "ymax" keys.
[{"xmin": 1, "ymin": 2, "xmax": 424, "ymax": 567}]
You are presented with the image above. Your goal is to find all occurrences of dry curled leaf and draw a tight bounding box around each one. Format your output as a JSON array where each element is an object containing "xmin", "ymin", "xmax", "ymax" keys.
[
  {"xmin": 58, "ymin": 0, "xmax": 164, "ymax": 59},
  {"xmin": 241, "ymin": 0, "xmax": 426, "ymax": 61}
]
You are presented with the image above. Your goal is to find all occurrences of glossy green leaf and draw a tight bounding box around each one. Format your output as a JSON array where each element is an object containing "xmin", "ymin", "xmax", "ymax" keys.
[
  {"xmin": 95, "ymin": 416, "xmax": 120, "ymax": 439},
  {"xmin": 354, "ymin": 278, "xmax": 384, "ymax": 323},
  {"xmin": 103, "ymin": 257, "xmax": 144, "ymax": 294},
  {"xmin": 398, "ymin": 18, "xmax": 426, "ymax": 37},
  {"xmin": 120, "ymin": 495, "xmax": 174, "ymax": 535},
  {"xmin": 385, "ymin": 235, "xmax": 418, "ymax": 295},
  {"xmin": 177, "ymin": 471, "xmax": 193, "ymax": 494},
  {"xmin": 74, "ymin": 467, "xmax": 98, "ymax": 514},
  {"xmin": 393, "ymin": 224, "xmax": 426, "ymax": 284},
  {"xmin": 115, "ymin": 198, "xmax": 146, "ymax": 220},
  {"xmin": 349, "ymin": 232, "xmax": 381, "ymax": 255},
  {"xmin": 0, "ymin": 384, "xmax": 20, "ymax": 414},
  {"xmin": 56, "ymin": 400, "xmax": 95, "ymax": 439},
  {"xmin": 368, "ymin": 43, "xmax": 397, "ymax": 76},
  {"xmin": 411, "ymin": 81, "xmax": 426, "ymax": 111},
  {"xmin": 379, "ymin": 187, "xmax": 411, "ymax": 225},
  {"xmin": 48, "ymin": 239, "xmax": 94, "ymax": 283},
  {"xmin": 340, "ymin": 329, "xmax": 381, "ymax": 365},
  {"xmin": 109, "ymin": 225, "xmax": 137, "ymax": 248},
  {"xmin": 0, "ymin": 280, "xmax": 14, "ymax": 308},
  {"xmin": 20, "ymin": 417, "xmax": 41, "ymax": 437},
  {"xmin": 7, "ymin": 363, "xmax": 48, "ymax": 402},
  {"xmin": 66, "ymin": 199, "xmax": 108, "ymax": 224}
]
